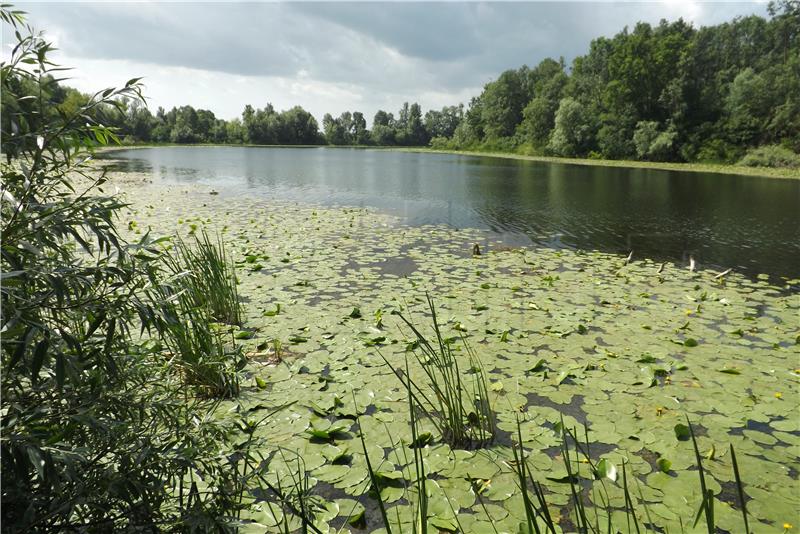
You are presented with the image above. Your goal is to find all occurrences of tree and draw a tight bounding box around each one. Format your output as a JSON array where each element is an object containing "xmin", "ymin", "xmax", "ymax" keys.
[
  {"xmin": 406, "ymin": 102, "xmax": 428, "ymax": 145},
  {"xmin": 323, "ymin": 112, "xmax": 347, "ymax": 145},
  {"xmin": 547, "ymin": 97, "xmax": 596, "ymax": 156},
  {"xmin": 371, "ymin": 124, "xmax": 396, "ymax": 145},
  {"xmin": 724, "ymin": 68, "xmax": 770, "ymax": 145},
  {"xmin": 633, "ymin": 120, "xmax": 677, "ymax": 160},
  {"xmin": 351, "ymin": 111, "xmax": 369, "ymax": 144},
  {"xmin": 424, "ymin": 104, "xmax": 463, "ymax": 139},
  {"xmin": 125, "ymin": 99, "xmax": 155, "ymax": 142},
  {"xmin": 373, "ymin": 110, "xmax": 394, "ymax": 128},
  {"xmin": 170, "ymin": 105, "xmax": 200, "ymax": 143},
  {"xmin": 281, "ymin": 105, "xmax": 320, "ymax": 144},
  {"xmin": 226, "ymin": 117, "xmax": 245, "ymax": 143},
  {"xmin": 480, "ymin": 69, "xmax": 528, "ymax": 139}
]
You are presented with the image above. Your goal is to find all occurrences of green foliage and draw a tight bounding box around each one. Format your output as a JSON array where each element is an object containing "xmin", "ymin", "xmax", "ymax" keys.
[
  {"xmin": 145, "ymin": 230, "xmax": 244, "ymax": 397},
  {"xmin": 147, "ymin": 271, "xmax": 243, "ymax": 398},
  {"xmin": 423, "ymin": 7, "xmax": 799, "ymax": 163},
  {"xmin": 725, "ymin": 68, "xmax": 771, "ymax": 145},
  {"xmin": 480, "ymin": 69, "xmax": 531, "ymax": 139},
  {"xmin": 424, "ymin": 104, "xmax": 464, "ymax": 139},
  {"xmin": 174, "ymin": 230, "xmax": 243, "ymax": 325},
  {"xmin": 738, "ymin": 144, "xmax": 800, "ymax": 168},
  {"xmin": 633, "ymin": 120, "xmax": 678, "ymax": 161},
  {"xmin": 692, "ymin": 136, "xmax": 743, "ymax": 164},
  {"xmin": 547, "ymin": 97, "xmax": 596, "ymax": 156},
  {"xmin": 0, "ymin": 9, "xmax": 250, "ymax": 529}
]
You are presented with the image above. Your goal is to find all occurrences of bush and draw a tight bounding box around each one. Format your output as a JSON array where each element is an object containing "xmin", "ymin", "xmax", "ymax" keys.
[
  {"xmin": 0, "ymin": 9, "xmax": 248, "ymax": 529},
  {"xmin": 738, "ymin": 144, "xmax": 800, "ymax": 168},
  {"xmin": 633, "ymin": 120, "xmax": 677, "ymax": 161},
  {"xmin": 691, "ymin": 137, "xmax": 742, "ymax": 164},
  {"xmin": 429, "ymin": 136, "xmax": 454, "ymax": 150}
]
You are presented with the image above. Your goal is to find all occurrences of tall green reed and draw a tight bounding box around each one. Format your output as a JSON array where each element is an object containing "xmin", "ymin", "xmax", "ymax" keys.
[
  {"xmin": 381, "ymin": 294, "xmax": 496, "ymax": 448},
  {"xmin": 148, "ymin": 231, "xmax": 245, "ymax": 398},
  {"xmin": 172, "ymin": 229, "xmax": 243, "ymax": 325}
]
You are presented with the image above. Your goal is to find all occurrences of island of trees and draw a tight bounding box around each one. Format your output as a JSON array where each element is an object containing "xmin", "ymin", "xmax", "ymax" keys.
[{"xmin": 31, "ymin": 1, "xmax": 800, "ymax": 167}]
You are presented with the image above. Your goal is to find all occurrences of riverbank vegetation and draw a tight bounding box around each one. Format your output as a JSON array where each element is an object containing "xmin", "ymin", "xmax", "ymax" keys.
[
  {"xmin": 2, "ymin": 5, "xmax": 799, "ymax": 533},
  {"xmin": 29, "ymin": 1, "xmax": 800, "ymax": 170}
]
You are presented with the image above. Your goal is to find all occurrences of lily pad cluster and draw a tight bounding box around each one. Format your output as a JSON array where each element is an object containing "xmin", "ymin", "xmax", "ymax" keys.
[{"xmin": 118, "ymin": 179, "xmax": 800, "ymax": 533}]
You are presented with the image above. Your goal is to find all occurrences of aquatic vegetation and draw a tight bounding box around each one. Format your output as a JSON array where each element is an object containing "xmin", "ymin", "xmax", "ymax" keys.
[
  {"xmin": 148, "ymin": 232, "xmax": 245, "ymax": 397},
  {"xmin": 171, "ymin": 229, "xmax": 243, "ymax": 325},
  {"xmin": 115, "ymin": 183, "xmax": 798, "ymax": 532},
  {"xmin": 381, "ymin": 295, "xmax": 496, "ymax": 449},
  {"xmin": 147, "ymin": 269, "xmax": 242, "ymax": 398}
]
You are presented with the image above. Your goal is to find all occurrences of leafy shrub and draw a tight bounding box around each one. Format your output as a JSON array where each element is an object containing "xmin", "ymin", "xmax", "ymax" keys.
[
  {"xmin": 633, "ymin": 120, "xmax": 677, "ymax": 161},
  {"xmin": 428, "ymin": 136, "xmax": 453, "ymax": 150},
  {"xmin": 692, "ymin": 137, "xmax": 742, "ymax": 164},
  {"xmin": 738, "ymin": 144, "xmax": 800, "ymax": 168},
  {"xmin": 0, "ymin": 8, "xmax": 247, "ymax": 529}
]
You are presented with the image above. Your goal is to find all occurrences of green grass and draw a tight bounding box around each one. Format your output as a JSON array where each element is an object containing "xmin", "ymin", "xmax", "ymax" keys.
[
  {"xmin": 739, "ymin": 144, "xmax": 800, "ymax": 169},
  {"xmin": 149, "ymin": 273, "xmax": 241, "ymax": 397}
]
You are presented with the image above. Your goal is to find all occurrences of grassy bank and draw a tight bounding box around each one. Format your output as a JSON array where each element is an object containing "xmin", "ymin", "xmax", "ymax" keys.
[
  {"xmin": 100, "ymin": 143, "xmax": 800, "ymax": 180},
  {"xmin": 390, "ymin": 147, "xmax": 800, "ymax": 180},
  {"xmin": 114, "ymin": 174, "xmax": 800, "ymax": 533}
]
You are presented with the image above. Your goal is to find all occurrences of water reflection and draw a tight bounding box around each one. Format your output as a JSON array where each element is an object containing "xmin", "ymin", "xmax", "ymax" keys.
[{"xmin": 102, "ymin": 146, "xmax": 800, "ymax": 279}]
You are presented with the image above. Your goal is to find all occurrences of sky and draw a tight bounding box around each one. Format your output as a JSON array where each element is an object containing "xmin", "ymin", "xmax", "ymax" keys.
[{"xmin": 5, "ymin": 1, "xmax": 770, "ymax": 125}]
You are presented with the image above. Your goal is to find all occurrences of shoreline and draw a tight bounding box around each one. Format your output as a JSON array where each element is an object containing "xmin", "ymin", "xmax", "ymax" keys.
[
  {"xmin": 97, "ymin": 144, "xmax": 800, "ymax": 180},
  {"xmin": 390, "ymin": 147, "xmax": 800, "ymax": 180}
]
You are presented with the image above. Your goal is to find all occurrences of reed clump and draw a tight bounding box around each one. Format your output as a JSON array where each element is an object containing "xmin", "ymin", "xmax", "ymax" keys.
[{"xmin": 381, "ymin": 294, "xmax": 496, "ymax": 449}]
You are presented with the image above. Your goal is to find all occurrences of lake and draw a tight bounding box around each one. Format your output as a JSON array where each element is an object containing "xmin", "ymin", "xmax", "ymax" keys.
[{"xmin": 104, "ymin": 146, "xmax": 800, "ymax": 279}]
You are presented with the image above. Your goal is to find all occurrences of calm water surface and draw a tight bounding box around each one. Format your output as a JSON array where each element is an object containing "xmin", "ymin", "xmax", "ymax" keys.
[{"xmin": 105, "ymin": 146, "xmax": 800, "ymax": 279}]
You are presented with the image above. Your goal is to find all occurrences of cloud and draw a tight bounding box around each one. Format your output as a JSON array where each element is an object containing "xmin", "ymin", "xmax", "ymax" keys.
[{"xmin": 6, "ymin": 1, "xmax": 768, "ymax": 124}]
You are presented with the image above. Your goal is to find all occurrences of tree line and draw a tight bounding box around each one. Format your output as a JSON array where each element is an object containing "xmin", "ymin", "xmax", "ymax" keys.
[
  {"xmin": 46, "ymin": 87, "xmax": 464, "ymax": 148},
  {"xmin": 41, "ymin": 1, "xmax": 800, "ymax": 164},
  {"xmin": 444, "ymin": 1, "xmax": 799, "ymax": 164}
]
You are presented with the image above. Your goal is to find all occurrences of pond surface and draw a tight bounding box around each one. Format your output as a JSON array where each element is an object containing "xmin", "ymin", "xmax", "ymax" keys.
[{"xmin": 105, "ymin": 146, "xmax": 800, "ymax": 279}]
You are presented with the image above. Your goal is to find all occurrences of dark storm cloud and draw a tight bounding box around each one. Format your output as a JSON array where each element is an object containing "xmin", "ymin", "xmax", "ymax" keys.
[
  {"xmin": 16, "ymin": 3, "xmax": 315, "ymax": 77},
  {"xmin": 11, "ymin": 2, "xmax": 768, "ymax": 96}
]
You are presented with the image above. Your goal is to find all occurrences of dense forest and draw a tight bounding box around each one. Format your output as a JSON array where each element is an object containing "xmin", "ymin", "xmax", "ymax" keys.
[{"xmin": 36, "ymin": 1, "xmax": 800, "ymax": 165}]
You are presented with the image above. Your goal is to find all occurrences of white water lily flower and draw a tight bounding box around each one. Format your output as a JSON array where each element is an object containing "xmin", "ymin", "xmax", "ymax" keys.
[{"xmin": 2, "ymin": 189, "xmax": 18, "ymax": 206}]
